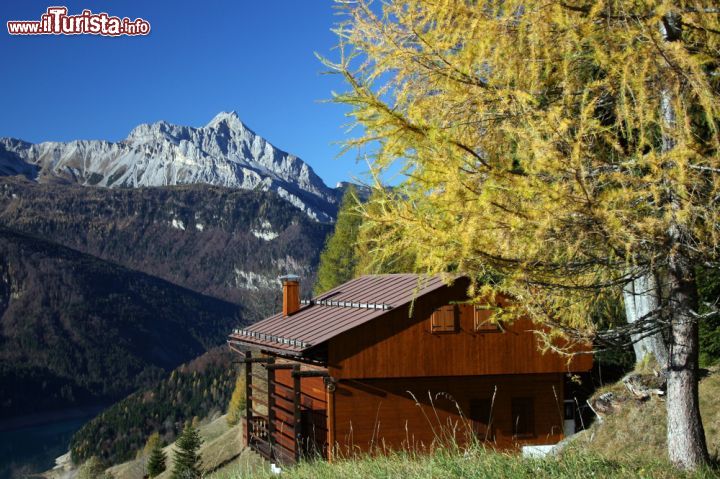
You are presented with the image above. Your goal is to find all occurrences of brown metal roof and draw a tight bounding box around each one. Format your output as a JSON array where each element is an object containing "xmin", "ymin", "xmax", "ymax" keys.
[{"xmin": 228, "ymin": 274, "xmax": 456, "ymax": 355}]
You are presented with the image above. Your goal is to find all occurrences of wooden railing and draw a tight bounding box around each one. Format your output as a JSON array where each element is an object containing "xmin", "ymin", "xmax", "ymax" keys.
[{"xmin": 238, "ymin": 351, "xmax": 329, "ymax": 465}]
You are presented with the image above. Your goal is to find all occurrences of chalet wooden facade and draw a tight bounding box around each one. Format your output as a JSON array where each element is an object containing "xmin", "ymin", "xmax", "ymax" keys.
[{"xmin": 227, "ymin": 274, "xmax": 592, "ymax": 465}]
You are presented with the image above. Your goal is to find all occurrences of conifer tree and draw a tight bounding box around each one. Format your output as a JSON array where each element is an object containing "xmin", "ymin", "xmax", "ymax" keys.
[
  {"xmin": 146, "ymin": 440, "xmax": 166, "ymax": 478},
  {"xmin": 327, "ymin": 0, "xmax": 720, "ymax": 470},
  {"xmin": 171, "ymin": 423, "xmax": 203, "ymax": 479},
  {"xmin": 314, "ymin": 185, "xmax": 363, "ymax": 294}
]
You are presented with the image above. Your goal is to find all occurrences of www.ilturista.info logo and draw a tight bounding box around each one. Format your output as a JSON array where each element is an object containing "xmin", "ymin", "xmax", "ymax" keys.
[{"xmin": 7, "ymin": 6, "xmax": 150, "ymax": 36}]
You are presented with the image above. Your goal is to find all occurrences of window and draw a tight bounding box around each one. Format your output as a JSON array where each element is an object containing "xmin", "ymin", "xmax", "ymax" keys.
[
  {"xmin": 431, "ymin": 304, "xmax": 458, "ymax": 333},
  {"xmin": 473, "ymin": 306, "xmax": 500, "ymax": 332},
  {"xmin": 511, "ymin": 397, "xmax": 535, "ymax": 437},
  {"xmin": 469, "ymin": 398, "xmax": 494, "ymax": 441}
]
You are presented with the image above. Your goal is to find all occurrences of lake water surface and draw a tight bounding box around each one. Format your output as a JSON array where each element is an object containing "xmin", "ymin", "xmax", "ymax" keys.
[{"xmin": 0, "ymin": 411, "xmax": 100, "ymax": 479}]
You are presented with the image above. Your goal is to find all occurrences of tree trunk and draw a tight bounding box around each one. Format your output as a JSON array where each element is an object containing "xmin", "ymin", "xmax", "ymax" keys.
[
  {"xmin": 665, "ymin": 253, "xmax": 709, "ymax": 469},
  {"xmin": 622, "ymin": 273, "xmax": 669, "ymax": 368},
  {"xmin": 657, "ymin": 12, "xmax": 709, "ymax": 470}
]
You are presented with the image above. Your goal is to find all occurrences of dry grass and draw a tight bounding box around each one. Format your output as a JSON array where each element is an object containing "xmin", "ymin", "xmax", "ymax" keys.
[
  {"xmin": 700, "ymin": 368, "xmax": 720, "ymax": 458},
  {"xmin": 565, "ymin": 396, "xmax": 669, "ymax": 462}
]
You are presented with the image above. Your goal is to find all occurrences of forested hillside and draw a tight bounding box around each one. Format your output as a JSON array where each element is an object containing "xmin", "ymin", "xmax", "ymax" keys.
[
  {"xmin": 0, "ymin": 228, "xmax": 244, "ymax": 419},
  {"xmin": 0, "ymin": 177, "xmax": 331, "ymax": 307},
  {"xmin": 69, "ymin": 347, "xmax": 237, "ymax": 466}
]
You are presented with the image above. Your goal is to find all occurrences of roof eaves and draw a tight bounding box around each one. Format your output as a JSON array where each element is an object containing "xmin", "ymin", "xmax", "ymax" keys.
[
  {"xmin": 227, "ymin": 336, "xmax": 305, "ymax": 356},
  {"xmin": 230, "ymin": 327, "xmax": 312, "ymax": 349}
]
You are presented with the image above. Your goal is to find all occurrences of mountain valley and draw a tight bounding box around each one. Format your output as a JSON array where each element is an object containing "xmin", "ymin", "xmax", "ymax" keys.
[{"xmin": 0, "ymin": 112, "xmax": 340, "ymax": 477}]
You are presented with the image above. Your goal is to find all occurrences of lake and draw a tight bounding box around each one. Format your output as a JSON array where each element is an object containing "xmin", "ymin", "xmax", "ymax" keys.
[{"xmin": 0, "ymin": 410, "xmax": 101, "ymax": 479}]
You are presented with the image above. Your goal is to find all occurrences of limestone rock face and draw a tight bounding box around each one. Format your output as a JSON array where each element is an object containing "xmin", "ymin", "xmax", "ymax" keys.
[{"xmin": 0, "ymin": 112, "xmax": 338, "ymax": 222}]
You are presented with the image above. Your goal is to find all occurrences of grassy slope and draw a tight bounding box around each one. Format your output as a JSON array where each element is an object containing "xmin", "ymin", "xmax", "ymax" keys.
[
  {"xmin": 212, "ymin": 447, "xmax": 717, "ymax": 479},
  {"xmin": 106, "ymin": 414, "xmax": 261, "ymax": 479}
]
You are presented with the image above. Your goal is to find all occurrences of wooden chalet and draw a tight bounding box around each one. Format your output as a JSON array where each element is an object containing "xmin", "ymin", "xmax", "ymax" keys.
[{"xmin": 227, "ymin": 274, "xmax": 592, "ymax": 465}]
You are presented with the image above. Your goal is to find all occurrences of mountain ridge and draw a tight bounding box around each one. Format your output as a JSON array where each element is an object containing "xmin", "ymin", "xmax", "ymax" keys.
[{"xmin": 0, "ymin": 112, "xmax": 338, "ymax": 222}]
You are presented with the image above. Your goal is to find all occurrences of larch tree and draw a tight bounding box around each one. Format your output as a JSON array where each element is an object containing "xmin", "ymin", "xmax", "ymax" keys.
[
  {"xmin": 142, "ymin": 431, "xmax": 162, "ymax": 457},
  {"xmin": 326, "ymin": 0, "xmax": 720, "ymax": 470},
  {"xmin": 226, "ymin": 371, "xmax": 246, "ymax": 426},
  {"xmin": 354, "ymin": 188, "xmax": 418, "ymax": 276},
  {"xmin": 77, "ymin": 457, "xmax": 106, "ymax": 479}
]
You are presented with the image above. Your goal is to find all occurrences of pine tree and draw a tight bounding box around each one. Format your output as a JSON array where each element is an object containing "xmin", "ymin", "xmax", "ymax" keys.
[
  {"xmin": 226, "ymin": 372, "xmax": 246, "ymax": 426},
  {"xmin": 314, "ymin": 185, "xmax": 363, "ymax": 294},
  {"xmin": 326, "ymin": 0, "xmax": 720, "ymax": 470},
  {"xmin": 146, "ymin": 439, "xmax": 166, "ymax": 478},
  {"xmin": 171, "ymin": 423, "xmax": 202, "ymax": 479}
]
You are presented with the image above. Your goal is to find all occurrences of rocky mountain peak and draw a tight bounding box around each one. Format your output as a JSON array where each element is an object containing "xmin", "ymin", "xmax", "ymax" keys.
[
  {"xmin": 205, "ymin": 111, "xmax": 245, "ymax": 131},
  {"xmin": 0, "ymin": 113, "xmax": 341, "ymax": 223}
]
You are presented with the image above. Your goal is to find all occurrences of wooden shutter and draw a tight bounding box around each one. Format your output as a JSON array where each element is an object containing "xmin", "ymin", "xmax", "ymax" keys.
[
  {"xmin": 431, "ymin": 305, "xmax": 458, "ymax": 333},
  {"xmin": 473, "ymin": 306, "xmax": 500, "ymax": 332}
]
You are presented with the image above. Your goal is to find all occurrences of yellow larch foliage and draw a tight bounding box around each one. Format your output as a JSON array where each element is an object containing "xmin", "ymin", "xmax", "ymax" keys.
[{"xmin": 325, "ymin": 0, "xmax": 720, "ymax": 342}]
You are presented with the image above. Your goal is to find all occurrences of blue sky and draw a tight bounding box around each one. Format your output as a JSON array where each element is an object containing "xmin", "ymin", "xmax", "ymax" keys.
[{"xmin": 0, "ymin": 1, "xmax": 369, "ymax": 187}]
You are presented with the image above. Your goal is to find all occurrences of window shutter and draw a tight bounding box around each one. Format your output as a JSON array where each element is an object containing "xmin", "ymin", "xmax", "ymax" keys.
[
  {"xmin": 474, "ymin": 306, "xmax": 500, "ymax": 332},
  {"xmin": 431, "ymin": 305, "xmax": 457, "ymax": 333}
]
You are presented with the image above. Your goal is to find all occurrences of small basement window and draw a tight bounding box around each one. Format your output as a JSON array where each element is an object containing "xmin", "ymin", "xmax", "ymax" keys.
[
  {"xmin": 431, "ymin": 304, "xmax": 458, "ymax": 333},
  {"xmin": 473, "ymin": 306, "xmax": 500, "ymax": 332},
  {"xmin": 511, "ymin": 397, "xmax": 535, "ymax": 438},
  {"xmin": 469, "ymin": 398, "xmax": 494, "ymax": 441}
]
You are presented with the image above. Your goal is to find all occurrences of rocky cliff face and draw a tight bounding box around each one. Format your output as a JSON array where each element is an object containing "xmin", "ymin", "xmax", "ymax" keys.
[{"xmin": 0, "ymin": 112, "xmax": 338, "ymax": 222}]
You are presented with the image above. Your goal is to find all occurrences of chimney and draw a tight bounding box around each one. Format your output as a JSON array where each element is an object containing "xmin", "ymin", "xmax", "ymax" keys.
[{"xmin": 280, "ymin": 274, "xmax": 301, "ymax": 316}]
